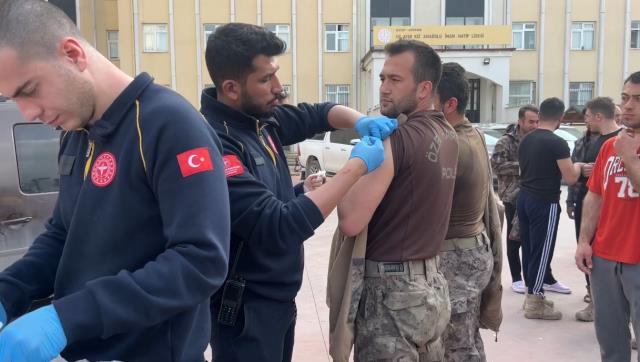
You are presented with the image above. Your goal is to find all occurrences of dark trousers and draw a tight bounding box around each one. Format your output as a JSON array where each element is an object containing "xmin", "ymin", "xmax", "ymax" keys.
[
  {"xmin": 505, "ymin": 200, "xmax": 557, "ymax": 285},
  {"xmin": 573, "ymin": 188, "xmax": 591, "ymax": 286},
  {"xmin": 505, "ymin": 202, "xmax": 523, "ymax": 282},
  {"xmin": 517, "ymin": 190, "xmax": 561, "ymax": 295},
  {"xmin": 211, "ymin": 290, "xmax": 297, "ymax": 362}
]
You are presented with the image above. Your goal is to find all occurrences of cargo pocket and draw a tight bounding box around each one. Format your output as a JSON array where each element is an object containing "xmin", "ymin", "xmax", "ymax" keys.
[
  {"xmin": 425, "ymin": 273, "xmax": 452, "ymax": 341},
  {"xmin": 383, "ymin": 291, "xmax": 430, "ymax": 348}
]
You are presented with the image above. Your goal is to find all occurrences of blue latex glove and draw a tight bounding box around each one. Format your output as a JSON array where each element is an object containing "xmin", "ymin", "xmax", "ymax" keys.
[
  {"xmin": 349, "ymin": 135, "xmax": 385, "ymax": 174},
  {"xmin": 355, "ymin": 115, "xmax": 398, "ymax": 140},
  {"xmin": 0, "ymin": 302, "xmax": 6, "ymax": 327},
  {"xmin": 0, "ymin": 305, "xmax": 67, "ymax": 362}
]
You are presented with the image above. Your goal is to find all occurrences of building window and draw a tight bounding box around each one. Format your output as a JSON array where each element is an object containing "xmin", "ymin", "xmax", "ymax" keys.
[
  {"xmin": 143, "ymin": 24, "xmax": 168, "ymax": 53},
  {"xmin": 569, "ymin": 82, "xmax": 594, "ymax": 109},
  {"xmin": 14, "ymin": 124, "xmax": 61, "ymax": 194},
  {"xmin": 371, "ymin": 0, "xmax": 410, "ymax": 46},
  {"xmin": 325, "ymin": 24, "xmax": 350, "ymax": 52},
  {"xmin": 512, "ymin": 23, "xmax": 536, "ymax": 50},
  {"xmin": 632, "ymin": 21, "xmax": 640, "ymax": 49},
  {"xmin": 282, "ymin": 85, "xmax": 291, "ymax": 95},
  {"xmin": 265, "ymin": 24, "xmax": 291, "ymax": 52},
  {"xmin": 445, "ymin": 0, "xmax": 484, "ymax": 49},
  {"xmin": 106, "ymin": 31, "xmax": 119, "ymax": 59},
  {"xmin": 509, "ymin": 81, "xmax": 537, "ymax": 106},
  {"xmin": 203, "ymin": 24, "xmax": 221, "ymax": 47},
  {"xmin": 325, "ymin": 85, "xmax": 349, "ymax": 106},
  {"xmin": 571, "ymin": 22, "xmax": 595, "ymax": 50}
]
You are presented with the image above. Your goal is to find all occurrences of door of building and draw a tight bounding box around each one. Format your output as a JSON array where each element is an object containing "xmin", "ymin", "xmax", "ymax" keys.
[{"xmin": 466, "ymin": 78, "xmax": 481, "ymax": 123}]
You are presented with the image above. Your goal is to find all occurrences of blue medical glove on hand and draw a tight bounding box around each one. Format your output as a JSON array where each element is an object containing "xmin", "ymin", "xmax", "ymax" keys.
[
  {"xmin": 0, "ymin": 305, "xmax": 67, "ymax": 362},
  {"xmin": 355, "ymin": 115, "xmax": 398, "ymax": 140},
  {"xmin": 349, "ymin": 136, "xmax": 385, "ymax": 174}
]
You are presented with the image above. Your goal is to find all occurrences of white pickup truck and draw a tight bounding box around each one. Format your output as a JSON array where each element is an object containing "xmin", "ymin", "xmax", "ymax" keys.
[{"xmin": 297, "ymin": 128, "xmax": 360, "ymax": 179}]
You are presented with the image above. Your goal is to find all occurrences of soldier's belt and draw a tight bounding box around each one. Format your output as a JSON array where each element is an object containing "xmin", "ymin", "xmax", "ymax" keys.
[
  {"xmin": 364, "ymin": 258, "xmax": 438, "ymax": 277},
  {"xmin": 440, "ymin": 232, "xmax": 486, "ymax": 252}
]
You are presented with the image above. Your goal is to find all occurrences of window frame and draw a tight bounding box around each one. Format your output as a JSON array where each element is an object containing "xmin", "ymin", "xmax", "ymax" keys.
[
  {"xmin": 512, "ymin": 22, "xmax": 536, "ymax": 50},
  {"xmin": 569, "ymin": 82, "xmax": 595, "ymax": 109},
  {"xmin": 509, "ymin": 81, "xmax": 537, "ymax": 107},
  {"xmin": 107, "ymin": 30, "xmax": 119, "ymax": 59},
  {"xmin": 13, "ymin": 123, "xmax": 61, "ymax": 195},
  {"xmin": 632, "ymin": 21, "xmax": 640, "ymax": 49},
  {"xmin": 325, "ymin": 24, "xmax": 350, "ymax": 52},
  {"xmin": 142, "ymin": 23, "xmax": 169, "ymax": 53},
  {"xmin": 325, "ymin": 84, "xmax": 350, "ymax": 106},
  {"xmin": 203, "ymin": 24, "xmax": 221, "ymax": 48},
  {"xmin": 265, "ymin": 24, "xmax": 291, "ymax": 52},
  {"xmin": 571, "ymin": 22, "xmax": 595, "ymax": 51}
]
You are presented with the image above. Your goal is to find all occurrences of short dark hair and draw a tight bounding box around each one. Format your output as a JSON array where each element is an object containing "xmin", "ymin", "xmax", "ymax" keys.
[
  {"xmin": 624, "ymin": 71, "xmax": 640, "ymax": 85},
  {"xmin": 586, "ymin": 97, "xmax": 616, "ymax": 119},
  {"xmin": 384, "ymin": 40, "xmax": 442, "ymax": 90},
  {"xmin": 437, "ymin": 62, "xmax": 469, "ymax": 114},
  {"xmin": 205, "ymin": 23, "xmax": 286, "ymax": 89},
  {"xmin": 539, "ymin": 97, "xmax": 565, "ymax": 122},
  {"xmin": 518, "ymin": 104, "xmax": 539, "ymax": 120},
  {"xmin": 0, "ymin": 0, "xmax": 84, "ymax": 60}
]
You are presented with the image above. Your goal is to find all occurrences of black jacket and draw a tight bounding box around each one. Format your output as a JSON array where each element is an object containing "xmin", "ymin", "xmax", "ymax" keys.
[
  {"xmin": 0, "ymin": 73, "xmax": 230, "ymax": 361},
  {"xmin": 201, "ymin": 88, "xmax": 334, "ymax": 301}
]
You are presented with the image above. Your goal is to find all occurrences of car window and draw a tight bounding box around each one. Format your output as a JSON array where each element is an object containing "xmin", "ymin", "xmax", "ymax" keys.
[
  {"xmin": 329, "ymin": 129, "xmax": 360, "ymax": 145},
  {"xmin": 559, "ymin": 126, "xmax": 583, "ymax": 139},
  {"xmin": 554, "ymin": 129, "xmax": 578, "ymax": 141},
  {"xmin": 310, "ymin": 132, "xmax": 326, "ymax": 141},
  {"xmin": 13, "ymin": 123, "xmax": 61, "ymax": 194},
  {"xmin": 482, "ymin": 129, "xmax": 503, "ymax": 139}
]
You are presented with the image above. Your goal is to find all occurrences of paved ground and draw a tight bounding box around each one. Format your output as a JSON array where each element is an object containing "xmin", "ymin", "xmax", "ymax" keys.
[{"xmin": 289, "ymin": 184, "xmax": 636, "ymax": 362}]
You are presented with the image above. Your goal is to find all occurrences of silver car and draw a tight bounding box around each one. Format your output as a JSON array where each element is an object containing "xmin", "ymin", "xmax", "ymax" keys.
[{"xmin": 0, "ymin": 99, "xmax": 60, "ymax": 271}]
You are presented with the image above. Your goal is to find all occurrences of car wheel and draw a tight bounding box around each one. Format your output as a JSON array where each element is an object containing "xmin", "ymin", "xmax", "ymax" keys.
[{"xmin": 306, "ymin": 158, "xmax": 322, "ymax": 175}]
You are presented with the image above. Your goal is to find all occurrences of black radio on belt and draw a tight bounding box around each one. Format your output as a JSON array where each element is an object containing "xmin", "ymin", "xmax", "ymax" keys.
[{"xmin": 217, "ymin": 276, "xmax": 245, "ymax": 326}]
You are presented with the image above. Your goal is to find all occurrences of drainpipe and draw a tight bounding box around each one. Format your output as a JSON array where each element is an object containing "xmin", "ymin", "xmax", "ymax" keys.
[
  {"xmin": 133, "ymin": 0, "xmax": 141, "ymax": 75},
  {"xmin": 623, "ymin": 0, "xmax": 631, "ymax": 81},
  {"xmin": 596, "ymin": 0, "xmax": 605, "ymax": 96},
  {"xmin": 195, "ymin": 0, "xmax": 203, "ymax": 98},
  {"xmin": 292, "ymin": 0, "xmax": 298, "ymax": 104},
  {"xmin": 538, "ymin": 0, "xmax": 545, "ymax": 101},
  {"xmin": 563, "ymin": 0, "xmax": 571, "ymax": 104},
  {"xmin": 169, "ymin": 0, "xmax": 177, "ymax": 90},
  {"xmin": 318, "ymin": 0, "xmax": 323, "ymax": 102}
]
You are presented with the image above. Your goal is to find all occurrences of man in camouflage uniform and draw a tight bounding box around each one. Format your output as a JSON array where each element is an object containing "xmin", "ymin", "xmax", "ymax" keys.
[{"xmin": 435, "ymin": 63, "xmax": 498, "ymax": 362}]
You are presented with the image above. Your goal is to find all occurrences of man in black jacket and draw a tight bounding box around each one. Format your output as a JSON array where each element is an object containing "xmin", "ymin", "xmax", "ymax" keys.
[
  {"xmin": 0, "ymin": 1, "xmax": 230, "ymax": 361},
  {"xmin": 203, "ymin": 23, "xmax": 391, "ymax": 362}
]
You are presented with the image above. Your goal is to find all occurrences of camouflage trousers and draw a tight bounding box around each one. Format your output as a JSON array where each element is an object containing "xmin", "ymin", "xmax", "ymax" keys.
[
  {"xmin": 354, "ymin": 257, "xmax": 451, "ymax": 362},
  {"xmin": 439, "ymin": 232, "xmax": 493, "ymax": 362}
]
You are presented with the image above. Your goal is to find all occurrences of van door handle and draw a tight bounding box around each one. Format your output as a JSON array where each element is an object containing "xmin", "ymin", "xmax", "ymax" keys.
[{"xmin": 1, "ymin": 217, "xmax": 33, "ymax": 227}]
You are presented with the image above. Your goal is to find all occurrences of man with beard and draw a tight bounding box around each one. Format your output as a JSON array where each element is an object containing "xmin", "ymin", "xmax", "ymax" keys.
[
  {"xmin": 0, "ymin": 0, "xmax": 231, "ymax": 361},
  {"xmin": 337, "ymin": 40, "xmax": 458, "ymax": 361},
  {"xmin": 202, "ymin": 23, "xmax": 392, "ymax": 362},
  {"xmin": 569, "ymin": 97, "xmax": 621, "ymax": 322},
  {"xmin": 576, "ymin": 71, "xmax": 640, "ymax": 361}
]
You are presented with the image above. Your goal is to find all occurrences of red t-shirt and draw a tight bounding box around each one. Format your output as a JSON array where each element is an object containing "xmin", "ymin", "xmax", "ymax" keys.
[{"xmin": 588, "ymin": 137, "xmax": 640, "ymax": 263}]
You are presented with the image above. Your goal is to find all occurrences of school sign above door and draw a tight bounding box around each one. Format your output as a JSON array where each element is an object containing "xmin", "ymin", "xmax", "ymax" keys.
[{"xmin": 373, "ymin": 25, "xmax": 512, "ymax": 47}]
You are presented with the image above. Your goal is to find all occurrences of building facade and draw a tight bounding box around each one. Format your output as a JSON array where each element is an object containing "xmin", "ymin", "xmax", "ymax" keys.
[{"xmin": 76, "ymin": 0, "xmax": 640, "ymax": 123}]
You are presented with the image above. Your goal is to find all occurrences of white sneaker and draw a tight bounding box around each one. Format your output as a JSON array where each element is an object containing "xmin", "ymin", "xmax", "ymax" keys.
[
  {"xmin": 543, "ymin": 281, "xmax": 572, "ymax": 294},
  {"xmin": 511, "ymin": 280, "xmax": 526, "ymax": 294}
]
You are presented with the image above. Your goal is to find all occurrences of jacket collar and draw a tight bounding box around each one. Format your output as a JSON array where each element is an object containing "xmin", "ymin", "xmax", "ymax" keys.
[
  {"xmin": 200, "ymin": 87, "xmax": 279, "ymax": 131},
  {"xmin": 89, "ymin": 72, "xmax": 154, "ymax": 142}
]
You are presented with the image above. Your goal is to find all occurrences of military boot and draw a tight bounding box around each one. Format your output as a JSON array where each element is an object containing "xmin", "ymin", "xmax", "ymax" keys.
[
  {"xmin": 523, "ymin": 292, "xmax": 554, "ymax": 309},
  {"xmin": 524, "ymin": 293, "xmax": 562, "ymax": 320},
  {"xmin": 575, "ymin": 301, "xmax": 594, "ymax": 322}
]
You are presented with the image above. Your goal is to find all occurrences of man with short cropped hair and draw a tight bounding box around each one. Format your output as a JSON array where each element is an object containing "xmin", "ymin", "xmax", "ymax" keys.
[{"xmin": 518, "ymin": 97, "xmax": 583, "ymax": 320}]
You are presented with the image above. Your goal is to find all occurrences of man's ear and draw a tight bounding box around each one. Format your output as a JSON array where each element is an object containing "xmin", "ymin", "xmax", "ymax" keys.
[
  {"xmin": 446, "ymin": 98, "xmax": 459, "ymax": 115},
  {"xmin": 60, "ymin": 37, "xmax": 88, "ymax": 71},
  {"xmin": 221, "ymin": 79, "xmax": 241, "ymax": 101},
  {"xmin": 417, "ymin": 80, "xmax": 433, "ymax": 101}
]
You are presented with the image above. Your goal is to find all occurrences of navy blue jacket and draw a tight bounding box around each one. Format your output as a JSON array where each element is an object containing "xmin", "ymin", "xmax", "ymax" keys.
[
  {"xmin": 0, "ymin": 74, "xmax": 230, "ymax": 361},
  {"xmin": 200, "ymin": 88, "xmax": 334, "ymax": 302}
]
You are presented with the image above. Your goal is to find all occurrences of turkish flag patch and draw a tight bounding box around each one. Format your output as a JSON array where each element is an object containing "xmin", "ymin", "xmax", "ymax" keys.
[
  {"xmin": 177, "ymin": 147, "xmax": 213, "ymax": 178},
  {"xmin": 223, "ymin": 155, "xmax": 244, "ymax": 177}
]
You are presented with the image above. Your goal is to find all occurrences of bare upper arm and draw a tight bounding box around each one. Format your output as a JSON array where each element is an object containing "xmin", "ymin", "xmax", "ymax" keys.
[{"xmin": 337, "ymin": 138, "xmax": 395, "ymax": 236}]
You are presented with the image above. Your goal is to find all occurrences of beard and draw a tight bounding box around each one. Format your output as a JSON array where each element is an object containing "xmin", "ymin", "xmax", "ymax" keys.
[
  {"xmin": 240, "ymin": 90, "xmax": 277, "ymax": 119},
  {"xmin": 381, "ymin": 96, "xmax": 418, "ymax": 118},
  {"xmin": 57, "ymin": 64, "xmax": 96, "ymax": 129}
]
